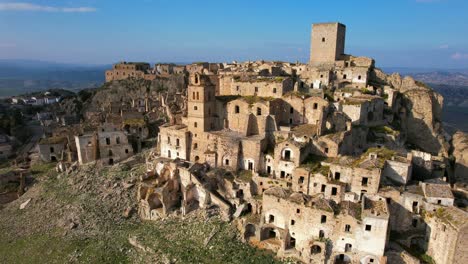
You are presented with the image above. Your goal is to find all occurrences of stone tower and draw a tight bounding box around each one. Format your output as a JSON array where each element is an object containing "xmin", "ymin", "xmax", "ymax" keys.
[
  {"xmin": 186, "ymin": 73, "xmax": 216, "ymax": 132},
  {"xmin": 186, "ymin": 73, "xmax": 217, "ymax": 162},
  {"xmin": 309, "ymin": 22, "xmax": 346, "ymax": 65}
]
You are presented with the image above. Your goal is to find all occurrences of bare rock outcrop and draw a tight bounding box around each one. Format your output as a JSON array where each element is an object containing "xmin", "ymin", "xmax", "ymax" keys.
[
  {"xmin": 452, "ymin": 131, "xmax": 468, "ymax": 183},
  {"xmin": 371, "ymin": 68, "xmax": 448, "ymax": 155}
]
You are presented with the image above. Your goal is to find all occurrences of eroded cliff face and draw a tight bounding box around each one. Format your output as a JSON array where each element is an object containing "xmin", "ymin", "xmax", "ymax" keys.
[
  {"xmin": 371, "ymin": 69, "xmax": 449, "ymax": 155},
  {"xmin": 452, "ymin": 131, "xmax": 468, "ymax": 183},
  {"xmin": 86, "ymin": 75, "xmax": 186, "ymax": 110}
]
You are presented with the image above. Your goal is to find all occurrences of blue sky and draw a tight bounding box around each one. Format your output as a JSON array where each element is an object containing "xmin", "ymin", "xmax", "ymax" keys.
[{"xmin": 1, "ymin": 0, "xmax": 467, "ymax": 68}]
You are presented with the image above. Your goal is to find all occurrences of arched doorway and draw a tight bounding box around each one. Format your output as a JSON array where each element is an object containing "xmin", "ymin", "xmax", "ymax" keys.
[
  {"xmin": 244, "ymin": 224, "xmax": 256, "ymax": 241},
  {"xmin": 311, "ymin": 245, "xmax": 322, "ymax": 254},
  {"xmin": 334, "ymin": 254, "xmax": 351, "ymax": 264}
]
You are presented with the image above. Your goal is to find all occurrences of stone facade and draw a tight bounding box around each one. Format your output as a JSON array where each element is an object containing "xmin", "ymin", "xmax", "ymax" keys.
[
  {"xmin": 105, "ymin": 62, "xmax": 152, "ymax": 82},
  {"xmin": 75, "ymin": 123, "xmax": 133, "ymax": 165},
  {"xmin": 38, "ymin": 137, "xmax": 67, "ymax": 162}
]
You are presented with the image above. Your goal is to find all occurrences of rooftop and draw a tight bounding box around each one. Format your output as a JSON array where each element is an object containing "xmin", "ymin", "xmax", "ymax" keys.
[
  {"xmin": 38, "ymin": 136, "xmax": 67, "ymax": 145},
  {"xmin": 423, "ymin": 183, "xmax": 454, "ymax": 199},
  {"xmin": 264, "ymin": 187, "xmax": 334, "ymax": 212},
  {"xmin": 363, "ymin": 196, "xmax": 389, "ymax": 218}
]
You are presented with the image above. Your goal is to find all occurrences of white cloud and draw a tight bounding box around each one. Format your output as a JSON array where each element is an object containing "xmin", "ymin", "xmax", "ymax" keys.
[
  {"xmin": 0, "ymin": 2, "xmax": 96, "ymax": 12},
  {"xmin": 451, "ymin": 52, "xmax": 468, "ymax": 60},
  {"xmin": 439, "ymin": 44, "xmax": 449, "ymax": 49}
]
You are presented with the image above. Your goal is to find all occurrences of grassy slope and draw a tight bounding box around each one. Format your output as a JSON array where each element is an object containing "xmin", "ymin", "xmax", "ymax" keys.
[{"xmin": 0, "ymin": 158, "xmax": 281, "ymax": 264}]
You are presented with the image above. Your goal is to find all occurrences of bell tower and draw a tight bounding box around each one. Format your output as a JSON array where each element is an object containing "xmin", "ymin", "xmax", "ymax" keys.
[{"xmin": 187, "ymin": 73, "xmax": 216, "ymax": 132}]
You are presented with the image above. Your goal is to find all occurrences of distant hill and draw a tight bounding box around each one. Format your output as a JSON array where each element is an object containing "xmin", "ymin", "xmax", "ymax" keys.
[{"xmin": 0, "ymin": 60, "xmax": 108, "ymax": 97}]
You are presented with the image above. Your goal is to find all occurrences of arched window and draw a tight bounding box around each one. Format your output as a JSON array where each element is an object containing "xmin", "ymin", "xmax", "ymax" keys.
[
  {"xmin": 358, "ymin": 75, "xmax": 362, "ymax": 80},
  {"xmin": 235, "ymin": 105, "xmax": 240, "ymax": 113},
  {"xmin": 343, "ymin": 74, "xmax": 347, "ymax": 79},
  {"xmin": 193, "ymin": 143, "xmax": 198, "ymax": 149},
  {"xmin": 322, "ymin": 37, "xmax": 325, "ymax": 42},
  {"xmin": 273, "ymin": 88, "xmax": 277, "ymax": 93},
  {"xmin": 194, "ymin": 122, "xmax": 198, "ymax": 128},
  {"xmin": 257, "ymin": 107, "xmax": 262, "ymax": 116},
  {"xmin": 194, "ymin": 106, "xmax": 198, "ymax": 110}
]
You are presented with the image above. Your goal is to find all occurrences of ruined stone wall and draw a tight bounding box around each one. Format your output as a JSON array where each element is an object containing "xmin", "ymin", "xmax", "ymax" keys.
[
  {"xmin": 98, "ymin": 130, "xmax": 133, "ymax": 165},
  {"xmin": 312, "ymin": 135, "xmax": 343, "ymax": 157},
  {"xmin": 426, "ymin": 216, "xmax": 460, "ymax": 264},
  {"xmin": 225, "ymin": 99, "xmax": 276, "ymax": 136},
  {"xmin": 308, "ymin": 173, "xmax": 346, "ymax": 203},
  {"xmin": 383, "ymin": 160, "xmax": 412, "ymax": 185},
  {"xmin": 159, "ymin": 125, "xmax": 190, "ymax": 160},
  {"xmin": 38, "ymin": 142, "xmax": 66, "ymax": 162},
  {"xmin": 291, "ymin": 167, "xmax": 311, "ymax": 194},
  {"xmin": 350, "ymin": 167, "xmax": 381, "ymax": 196},
  {"xmin": 262, "ymin": 193, "xmax": 336, "ymax": 246},
  {"xmin": 334, "ymin": 67, "xmax": 369, "ymax": 88},
  {"xmin": 305, "ymin": 96, "xmax": 329, "ymax": 126},
  {"xmin": 75, "ymin": 134, "xmax": 94, "ymax": 164},
  {"xmin": 273, "ymin": 141, "xmax": 304, "ymax": 179},
  {"xmin": 327, "ymin": 163, "xmax": 381, "ymax": 197},
  {"xmin": 239, "ymin": 138, "xmax": 265, "ymax": 172},
  {"xmin": 341, "ymin": 102, "xmax": 367, "ymax": 125},
  {"xmin": 214, "ymin": 135, "xmax": 241, "ymax": 170},
  {"xmin": 105, "ymin": 69, "xmax": 146, "ymax": 82},
  {"xmin": 225, "ymin": 78, "xmax": 293, "ymax": 98},
  {"xmin": 386, "ymin": 191, "xmax": 424, "ymax": 233},
  {"xmin": 356, "ymin": 215, "xmax": 388, "ymax": 257},
  {"xmin": 297, "ymin": 68, "xmax": 331, "ymax": 89},
  {"xmin": 279, "ymin": 96, "xmax": 306, "ymax": 126}
]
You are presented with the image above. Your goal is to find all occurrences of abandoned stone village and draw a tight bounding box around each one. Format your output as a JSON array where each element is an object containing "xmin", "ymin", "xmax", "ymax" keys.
[{"xmin": 2, "ymin": 22, "xmax": 467, "ymax": 264}]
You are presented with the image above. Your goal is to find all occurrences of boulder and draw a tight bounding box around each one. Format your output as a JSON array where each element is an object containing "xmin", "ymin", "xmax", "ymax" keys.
[{"xmin": 19, "ymin": 198, "xmax": 31, "ymax": 210}]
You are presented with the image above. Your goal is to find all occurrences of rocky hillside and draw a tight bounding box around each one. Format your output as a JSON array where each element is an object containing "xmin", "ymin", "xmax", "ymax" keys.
[
  {"xmin": 371, "ymin": 68, "xmax": 449, "ymax": 155},
  {"xmin": 0, "ymin": 153, "xmax": 282, "ymax": 264},
  {"xmin": 84, "ymin": 76, "xmax": 186, "ymax": 112},
  {"xmin": 452, "ymin": 131, "xmax": 468, "ymax": 184}
]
